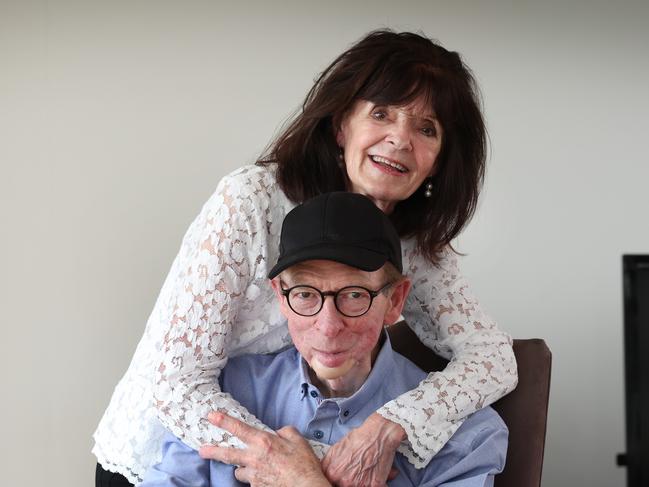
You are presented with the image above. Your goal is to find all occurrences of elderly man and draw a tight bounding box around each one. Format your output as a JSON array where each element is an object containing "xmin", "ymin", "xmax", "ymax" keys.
[{"xmin": 141, "ymin": 192, "xmax": 507, "ymax": 487}]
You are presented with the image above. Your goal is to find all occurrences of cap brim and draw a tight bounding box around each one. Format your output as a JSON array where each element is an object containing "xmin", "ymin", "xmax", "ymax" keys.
[{"xmin": 267, "ymin": 243, "xmax": 388, "ymax": 279}]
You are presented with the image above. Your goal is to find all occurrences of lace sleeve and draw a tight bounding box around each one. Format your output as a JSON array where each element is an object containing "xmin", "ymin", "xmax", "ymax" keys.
[
  {"xmin": 376, "ymin": 244, "xmax": 518, "ymax": 468},
  {"xmin": 152, "ymin": 169, "xmax": 329, "ymax": 459},
  {"xmin": 151, "ymin": 173, "xmax": 272, "ymax": 450}
]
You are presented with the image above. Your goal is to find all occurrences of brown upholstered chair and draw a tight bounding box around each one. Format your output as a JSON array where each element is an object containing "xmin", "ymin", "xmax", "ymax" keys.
[{"xmin": 388, "ymin": 322, "xmax": 552, "ymax": 487}]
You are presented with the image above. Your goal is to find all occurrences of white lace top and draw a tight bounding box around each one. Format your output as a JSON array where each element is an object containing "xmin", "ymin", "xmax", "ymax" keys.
[{"xmin": 92, "ymin": 164, "xmax": 518, "ymax": 484}]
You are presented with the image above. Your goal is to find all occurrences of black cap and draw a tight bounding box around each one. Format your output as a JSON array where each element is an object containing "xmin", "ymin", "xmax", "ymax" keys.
[{"xmin": 268, "ymin": 192, "xmax": 402, "ymax": 279}]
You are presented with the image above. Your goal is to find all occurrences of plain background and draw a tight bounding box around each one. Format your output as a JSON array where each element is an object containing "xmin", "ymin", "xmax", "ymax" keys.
[{"xmin": 1, "ymin": 1, "xmax": 648, "ymax": 486}]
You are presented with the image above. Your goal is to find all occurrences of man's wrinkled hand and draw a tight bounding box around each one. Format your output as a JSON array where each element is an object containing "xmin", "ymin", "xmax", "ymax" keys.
[{"xmin": 321, "ymin": 413, "xmax": 405, "ymax": 487}]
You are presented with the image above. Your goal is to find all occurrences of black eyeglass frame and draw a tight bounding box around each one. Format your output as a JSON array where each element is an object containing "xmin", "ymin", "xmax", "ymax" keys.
[{"xmin": 279, "ymin": 281, "xmax": 394, "ymax": 318}]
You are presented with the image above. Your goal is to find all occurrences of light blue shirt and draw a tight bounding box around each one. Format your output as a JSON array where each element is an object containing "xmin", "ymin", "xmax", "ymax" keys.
[{"xmin": 142, "ymin": 334, "xmax": 508, "ymax": 486}]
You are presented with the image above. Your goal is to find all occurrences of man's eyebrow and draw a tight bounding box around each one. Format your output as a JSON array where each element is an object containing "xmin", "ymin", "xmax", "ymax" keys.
[
  {"xmin": 281, "ymin": 270, "xmax": 374, "ymax": 288},
  {"xmin": 281, "ymin": 269, "xmax": 317, "ymax": 283}
]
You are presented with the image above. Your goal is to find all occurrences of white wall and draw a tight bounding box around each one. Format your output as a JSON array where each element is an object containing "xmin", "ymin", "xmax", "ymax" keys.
[{"xmin": 2, "ymin": 1, "xmax": 647, "ymax": 486}]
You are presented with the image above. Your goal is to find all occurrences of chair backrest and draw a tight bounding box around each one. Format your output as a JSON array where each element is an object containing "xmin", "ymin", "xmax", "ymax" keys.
[{"xmin": 388, "ymin": 322, "xmax": 552, "ymax": 487}]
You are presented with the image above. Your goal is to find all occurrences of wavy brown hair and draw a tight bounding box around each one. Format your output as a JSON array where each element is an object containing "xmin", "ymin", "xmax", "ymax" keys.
[{"xmin": 258, "ymin": 29, "xmax": 486, "ymax": 263}]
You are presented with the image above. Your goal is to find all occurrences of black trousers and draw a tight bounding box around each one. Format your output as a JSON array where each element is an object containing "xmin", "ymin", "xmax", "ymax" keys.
[{"xmin": 96, "ymin": 463, "xmax": 135, "ymax": 487}]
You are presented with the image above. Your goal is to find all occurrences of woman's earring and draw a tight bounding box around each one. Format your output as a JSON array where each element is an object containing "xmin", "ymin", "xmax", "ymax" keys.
[
  {"xmin": 424, "ymin": 179, "xmax": 433, "ymax": 198},
  {"xmin": 338, "ymin": 147, "xmax": 345, "ymax": 168}
]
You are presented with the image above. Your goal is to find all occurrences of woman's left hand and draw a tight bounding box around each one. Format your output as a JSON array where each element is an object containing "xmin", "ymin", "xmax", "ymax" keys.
[
  {"xmin": 199, "ymin": 412, "xmax": 330, "ymax": 487},
  {"xmin": 321, "ymin": 412, "xmax": 406, "ymax": 487}
]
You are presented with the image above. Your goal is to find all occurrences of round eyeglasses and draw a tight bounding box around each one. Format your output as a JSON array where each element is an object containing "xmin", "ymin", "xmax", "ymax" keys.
[{"xmin": 279, "ymin": 282, "xmax": 393, "ymax": 317}]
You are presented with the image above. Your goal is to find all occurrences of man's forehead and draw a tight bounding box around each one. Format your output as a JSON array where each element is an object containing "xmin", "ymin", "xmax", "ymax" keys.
[{"xmin": 281, "ymin": 260, "xmax": 379, "ymax": 284}]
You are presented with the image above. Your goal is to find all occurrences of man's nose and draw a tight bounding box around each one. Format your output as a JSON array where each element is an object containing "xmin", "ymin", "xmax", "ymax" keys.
[{"xmin": 315, "ymin": 296, "xmax": 345, "ymax": 337}]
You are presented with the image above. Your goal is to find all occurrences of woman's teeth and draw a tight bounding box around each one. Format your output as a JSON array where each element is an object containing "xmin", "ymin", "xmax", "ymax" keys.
[{"xmin": 370, "ymin": 155, "xmax": 407, "ymax": 173}]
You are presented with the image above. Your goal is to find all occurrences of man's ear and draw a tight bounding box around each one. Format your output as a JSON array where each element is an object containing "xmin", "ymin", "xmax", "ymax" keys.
[
  {"xmin": 270, "ymin": 278, "xmax": 291, "ymax": 319},
  {"xmin": 383, "ymin": 278, "xmax": 412, "ymax": 326}
]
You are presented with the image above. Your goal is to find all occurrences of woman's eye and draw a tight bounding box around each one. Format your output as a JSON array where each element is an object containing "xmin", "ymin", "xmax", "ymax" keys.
[
  {"xmin": 421, "ymin": 126, "xmax": 437, "ymax": 137},
  {"xmin": 371, "ymin": 110, "xmax": 387, "ymax": 120}
]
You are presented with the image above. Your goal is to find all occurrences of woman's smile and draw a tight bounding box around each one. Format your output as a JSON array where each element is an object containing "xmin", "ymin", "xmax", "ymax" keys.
[
  {"xmin": 368, "ymin": 154, "xmax": 409, "ymax": 174},
  {"xmin": 337, "ymin": 99, "xmax": 442, "ymax": 213}
]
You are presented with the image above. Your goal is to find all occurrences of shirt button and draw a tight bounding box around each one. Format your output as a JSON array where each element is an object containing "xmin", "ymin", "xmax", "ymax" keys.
[
  {"xmin": 313, "ymin": 430, "xmax": 324, "ymax": 440},
  {"xmin": 343, "ymin": 410, "xmax": 350, "ymax": 417},
  {"xmin": 310, "ymin": 390, "xmax": 318, "ymax": 398}
]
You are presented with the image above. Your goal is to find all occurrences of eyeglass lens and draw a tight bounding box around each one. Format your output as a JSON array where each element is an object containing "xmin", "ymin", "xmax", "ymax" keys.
[{"xmin": 287, "ymin": 286, "xmax": 373, "ymax": 317}]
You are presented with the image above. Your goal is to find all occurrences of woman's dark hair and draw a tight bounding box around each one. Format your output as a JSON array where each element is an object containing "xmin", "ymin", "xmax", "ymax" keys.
[{"xmin": 258, "ymin": 29, "xmax": 486, "ymax": 263}]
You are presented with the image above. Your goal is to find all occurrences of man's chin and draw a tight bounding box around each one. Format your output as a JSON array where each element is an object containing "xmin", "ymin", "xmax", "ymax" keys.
[{"xmin": 311, "ymin": 357, "xmax": 355, "ymax": 380}]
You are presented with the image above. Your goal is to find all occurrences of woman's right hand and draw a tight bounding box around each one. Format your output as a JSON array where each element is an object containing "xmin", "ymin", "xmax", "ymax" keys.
[{"xmin": 200, "ymin": 412, "xmax": 331, "ymax": 487}]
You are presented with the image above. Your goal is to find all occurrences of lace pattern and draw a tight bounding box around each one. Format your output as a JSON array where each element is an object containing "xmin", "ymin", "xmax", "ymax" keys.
[{"xmin": 92, "ymin": 164, "xmax": 517, "ymax": 482}]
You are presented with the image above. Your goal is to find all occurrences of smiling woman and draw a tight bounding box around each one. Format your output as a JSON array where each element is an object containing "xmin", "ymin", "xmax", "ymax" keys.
[
  {"xmin": 268, "ymin": 30, "xmax": 487, "ymax": 261},
  {"xmin": 93, "ymin": 29, "xmax": 517, "ymax": 487},
  {"xmin": 338, "ymin": 100, "xmax": 442, "ymax": 213}
]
